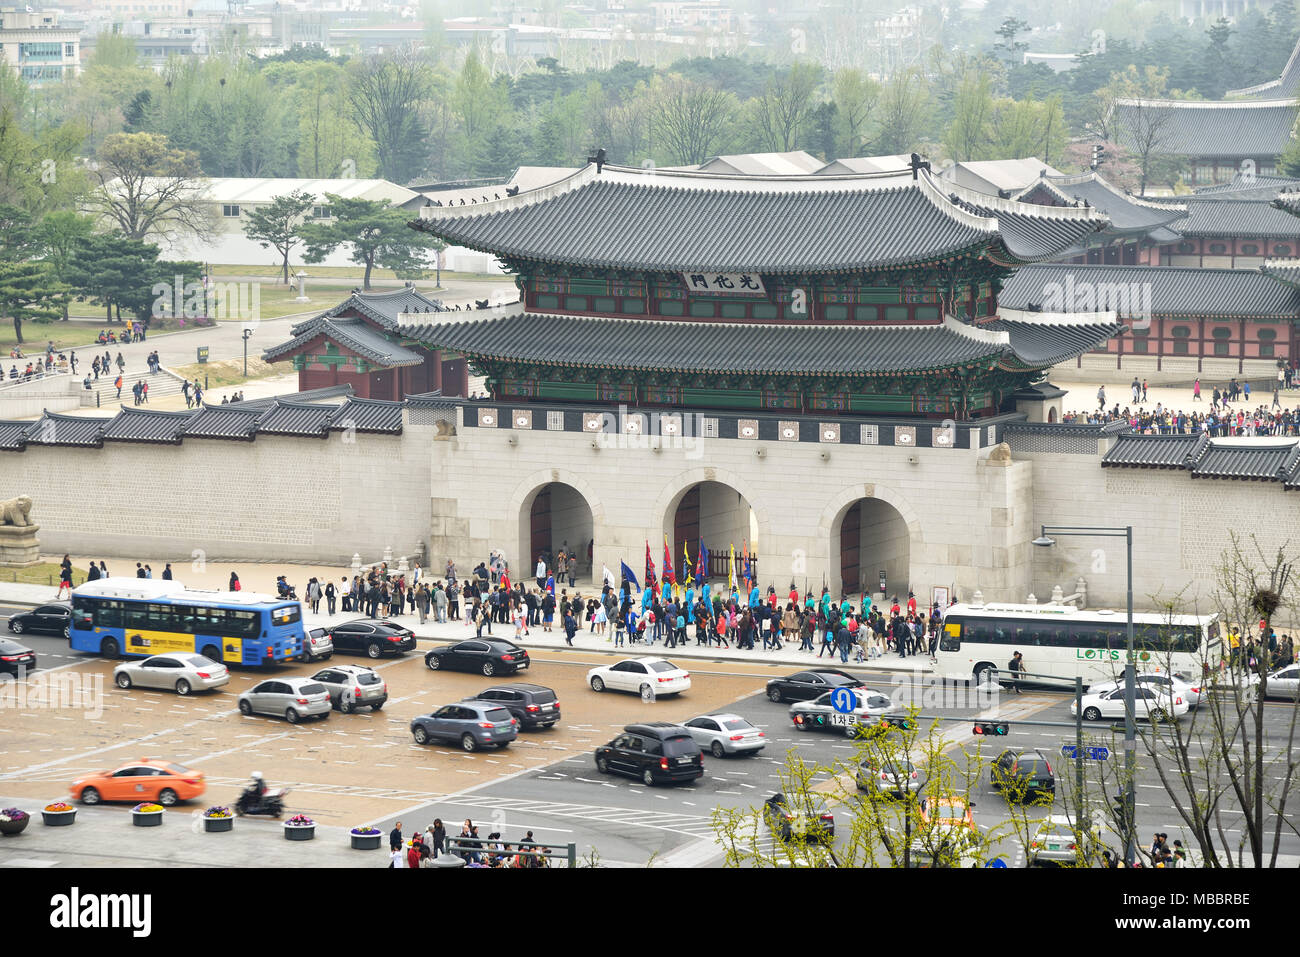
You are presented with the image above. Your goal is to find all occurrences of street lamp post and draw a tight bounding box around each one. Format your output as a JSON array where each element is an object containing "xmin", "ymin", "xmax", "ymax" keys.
[
  {"xmin": 1032, "ymin": 524, "xmax": 1135, "ymax": 865},
  {"xmin": 242, "ymin": 327, "xmax": 253, "ymax": 379}
]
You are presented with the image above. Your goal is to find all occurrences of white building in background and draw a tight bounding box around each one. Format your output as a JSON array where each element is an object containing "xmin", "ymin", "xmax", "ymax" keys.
[{"xmin": 0, "ymin": 8, "xmax": 80, "ymax": 85}]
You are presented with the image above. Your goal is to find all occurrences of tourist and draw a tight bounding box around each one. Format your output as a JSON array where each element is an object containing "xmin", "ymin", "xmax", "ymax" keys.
[{"xmin": 57, "ymin": 554, "xmax": 73, "ymax": 599}]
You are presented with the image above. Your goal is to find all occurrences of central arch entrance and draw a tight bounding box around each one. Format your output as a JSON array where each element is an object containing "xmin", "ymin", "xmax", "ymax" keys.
[
  {"xmin": 666, "ymin": 481, "xmax": 757, "ymax": 584},
  {"xmin": 832, "ymin": 498, "xmax": 910, "ymax": 601},
  {"xmin": 520, "ymin": 482, "xmax": 594, "ymax": 581}
]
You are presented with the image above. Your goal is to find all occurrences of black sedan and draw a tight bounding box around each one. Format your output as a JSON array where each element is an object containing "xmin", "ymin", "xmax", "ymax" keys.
[
  {"xmin": 766, "ymin": 669, "xmax": 864, "ymax": 704},
  {"xmin": 7, "ymin": 602, "xmax": 72, "ymax": 638},
  {"xmin": 425, "ymin": 639, "xmax": 529, "ymax": 677},
  {"xmin": 328, "ymin": 619, "xmax": 416, "ymax": 658},
  {"xmin": 0, "ymin": 636, "xmax": 36, "ymax": 674}
]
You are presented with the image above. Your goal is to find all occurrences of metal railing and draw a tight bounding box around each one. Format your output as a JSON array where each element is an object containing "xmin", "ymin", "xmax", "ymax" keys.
[
  {"xmin": 443, "ymin": 835, "xmax": 577, "ymax": 868},
  {"xmin": 0, "ymin": 368, "xmax": 71, "ymax": 391}
]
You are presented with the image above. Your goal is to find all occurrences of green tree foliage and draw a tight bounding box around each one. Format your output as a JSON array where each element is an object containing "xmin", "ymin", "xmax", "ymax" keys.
[
  {"xmin": 0, "ymin": 260, "xmax": 63, "ymax": 343},
  {"xmin": 87, "ymin": 132, "xmax": 213, "ymax": 242},
  {"xmin": 347, "ymin": 50, "xmax": 432, "ymax": 184},
  {"xmin": 241, "ymin": 191, "xmax": 316, "ymax": 284},
  {"xmin": 298, "ymin": 194, "xmax": 441, "ymax": 290},
  {"xmin": 35, "ymin": 211, "xmax": 95, "ymax": 320}
]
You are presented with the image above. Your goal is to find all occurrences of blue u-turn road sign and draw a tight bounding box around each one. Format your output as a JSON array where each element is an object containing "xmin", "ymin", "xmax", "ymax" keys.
[
  {"xmin": 1060, "ymin": 744, "xmax": 1111, "ymax": 761},
  {"xmin": 830, "ymin": 687, "xmax": 858, "ymax": 713}
]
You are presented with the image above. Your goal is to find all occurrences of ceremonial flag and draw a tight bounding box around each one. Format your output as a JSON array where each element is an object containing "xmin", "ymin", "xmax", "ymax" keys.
[
  {"xmin": 645, "ymin": 540, "xmax": 657, "ymax": 594},
  {"xmin": 728, "ymin": 544, "xmax": 736, "ymax": 591},
  {"xmin": 620, "ymin": 560, "xmax": 639, "ymax": 593},
  {"xmin": 698, "ymin": 540, "xmax": 709, "ymax": 582},
  {"xmin": 682, "ymin": 540, "xmax": 693, "ymax": 586},
  {"xmin": 602, "ymin": 564, "xmax": 616, "ymax": 589},
  {"xmin": 741, "ymin": 541, "xmax": 751, "ymax": 591},
  {"xmin": 663, "ymin": 536, "xmax": 676, "ymax": 586}
]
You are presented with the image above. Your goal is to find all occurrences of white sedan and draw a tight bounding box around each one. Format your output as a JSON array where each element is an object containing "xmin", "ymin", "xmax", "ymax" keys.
[
  {"xmin": 1071, "ymin": 685, "xmax": 1189, "ymax": 722},
  {"xmin": 1244, "ymin": 664, "xmax": 1300, "ymax": 700},
  {"xmin": 113, "ymin": 653, "xmax": 229, "ymax": 695},
  {"xmin": 1088, "ymin": 672, "xmax": 1203, "ymax": 708},
  {"xmin": 683, "ymin": 713, "xmax": 766, "ymax": 757},
  {"xmin": 587, "ymin": 657, "xmax": 691, "ymax": 698}
]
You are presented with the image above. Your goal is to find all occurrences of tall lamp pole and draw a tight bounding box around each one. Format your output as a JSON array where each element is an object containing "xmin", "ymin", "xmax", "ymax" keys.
[
  {"xmin": 1032, "ymin": 524, "xmax": 1135, "ymax": 866},
  {"xmin": 242, "ymin": 327, "xmax": 253, "ymax": 379}
]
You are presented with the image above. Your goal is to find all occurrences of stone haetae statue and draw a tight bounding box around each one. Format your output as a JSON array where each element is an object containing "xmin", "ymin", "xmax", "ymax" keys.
[{"xmin": 0, "ymin": 495, "xmax": 34, "ymax": 527}]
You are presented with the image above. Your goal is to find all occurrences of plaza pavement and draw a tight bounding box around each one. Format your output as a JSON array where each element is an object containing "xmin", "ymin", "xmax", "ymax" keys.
[{"xmin": 0, "ymin": 575, "xmax": 936, "ymax": 675}]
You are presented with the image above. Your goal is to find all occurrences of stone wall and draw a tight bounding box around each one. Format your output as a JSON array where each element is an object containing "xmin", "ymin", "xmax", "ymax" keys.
[{"xmin": 5, "ymin": 428, "xmax": 432, "ymax": 563}]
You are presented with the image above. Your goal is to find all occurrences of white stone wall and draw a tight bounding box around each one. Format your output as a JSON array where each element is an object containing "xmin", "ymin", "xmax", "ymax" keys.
[{"xmin": 5, "ymin": 430, "xmax": 431, "ymax": 563}]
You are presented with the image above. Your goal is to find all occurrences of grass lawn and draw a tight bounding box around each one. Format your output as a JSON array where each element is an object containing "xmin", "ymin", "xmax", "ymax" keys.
[
  {"xmin": 1, "ymin": 319, "xmax": 119, "ymax": 356},
  {"xmin": 170, "ymin": 356, "xmax": 277, "ymax": 387},
  {"xmin": 0, "ymin": 560, "xmax": 91, "ymax": 588},
  {"xmin": 201, "ymin": 280, "xmax": 358, "ymax": 321}
]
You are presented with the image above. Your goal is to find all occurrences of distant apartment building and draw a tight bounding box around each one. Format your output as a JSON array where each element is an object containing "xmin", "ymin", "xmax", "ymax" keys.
[
  {"xmin": 0, "ymin": 8, "xmax": 79, "ymax": 85},
  {"xmin": 649, "ymin": 0, "xmax": 734, "ymax": 31}
]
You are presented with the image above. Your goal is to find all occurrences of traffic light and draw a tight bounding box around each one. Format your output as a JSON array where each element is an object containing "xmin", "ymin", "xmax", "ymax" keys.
[
  {"xmin": 867, "ymin": 715, "xmax": 914, "ymax": 735},
  {"xmin": 972, "ymin": 721, "xmax": 1009, "ymax": 736}
]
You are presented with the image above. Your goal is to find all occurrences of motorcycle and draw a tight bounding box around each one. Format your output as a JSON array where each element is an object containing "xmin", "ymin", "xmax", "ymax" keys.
[{"xmin": 235, "ymin": 786, "xmax": 290, "ymax": 818}]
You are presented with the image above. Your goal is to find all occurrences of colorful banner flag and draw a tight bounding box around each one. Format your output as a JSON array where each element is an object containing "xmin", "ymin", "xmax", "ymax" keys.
[
  {"xmin": 698, "ymin": 540, "xmax": 709, "ymax": 582},
  {"xmin": 602, "ymin": 565, "xmax": 616, "ymax": 589},
  {"xmin": 728, "ymin": 544, "xmax": 736, "ymax": 591},
  {"xmin": 620, "ymin": 560, "xmax": 640, "ymax": 593},
  {"xmin": 741, "ymin": 540, "xmax": 750, "ymax": 591},
  {"xmin": 644, "ymin": 541, "xmax": 657, "ymax": 594},
  {"xmin": 682, "ymin": 540, "xmax": 693, "ymax": 586},
  {"xmin": 663, "ymin": 536, "xmax": 676, "ymax": 586}
]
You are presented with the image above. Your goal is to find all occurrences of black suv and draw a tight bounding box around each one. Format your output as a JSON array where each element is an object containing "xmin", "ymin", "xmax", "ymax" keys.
[
  {"xmin": 464, "ymin": 684, "xmax": 560, "ymax": 730},
  {"xmin": 990, "ymin": 748, "xmax": 1056, "ymax": 802},
  {"xmin": 328, "ymin": 619, "xmax": 416, "ymax": 658},
  {"xmin": 594, "ymin": 722, "xmax": 704, "ymax": 787}
]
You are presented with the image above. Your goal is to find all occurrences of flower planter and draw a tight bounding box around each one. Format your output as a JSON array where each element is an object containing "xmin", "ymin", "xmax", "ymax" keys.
[
  {"xmin": 284, "ymin": 824, "xmax": 315, "ymax": 842},
  {"xmin": 0, "ymin": 817, "xmax": 29, "ymax": 836},
  {"xmin": 203, "ymin": 816, "xmax": 233, "ymax": 833},
  {"xmin": 132, "ymin": 811, "xmax": 163, "ymax": 828},
  {"xmin": 350, "ymin": 832, "xmax": 382, "ymax": 850},
  {"xmin": 42, "ymin": 809, "xmax": 76, "ymax": 827}
]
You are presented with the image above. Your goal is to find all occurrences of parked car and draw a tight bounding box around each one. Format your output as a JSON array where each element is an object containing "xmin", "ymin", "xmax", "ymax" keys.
[
  {"xmin": 299, "ymin": 626, "xmax": 334, "ymax": 663},
  {"xmin": 586, "ymin": 657, "xmax": 691, "ymax": 697},
  {"xmin": 425, "ymin": 638, "xmax": 530, "ymax": 676},
  {"xmin": 463, "ymin": 684, "xmax": 559, "ymax": 730},
  {"xmin": 789, "ymin": 688, "xmax": 893, "ymax": 736},
  {"xmin": 1088, "ymin": 672, "xmax": 1202, "ymax": 708},
  {"xmin": 237, "ymin": 676, "xmax": 331, "ymax": 723},
  {"xmin": 763, "ymin": 792, "xmax": 835, "ymax": 843},
  {"xmin": 310, "ymin": 664, "xmax": 387, "ymax": 712},
  {"xmin": 7, "ymin": 602, "xmax": 72, "ymax": 638},
  {"xmin": 71, "ymin": 757, "xmax": 205, "ymax": 807},
  {"xmin": 593, "ymin": 722, "xmax": 704, "ymax": 786},
  {"xmin": 410, "ymin": 701, "xmax": 518, "ymax": 752},
  {"xmin": 682, "ymin": 713, "xmax": 766, "ymax": 757},
  {"xmin": 113, "ymin": 653, "xmax": 229, "ymax": 695},
  {"xmin": 765, "ymin": 669, "xmax": 863, "ymax": 704},
  {"xmin": 856, "ymin": 756, "xmax": 921, "ymax": 797},
  {"xmin": 990, "ymin": 748, "xmax": 1056, "ymax": 802},
  {"xmin": 328, "ymin": 619, "xmax": 416, "ymax": 659},
  {"xmin": 1071, "ymin": 686, "xmax": 1189, "ymax": 722},
  {"xmin": 0, "ymin": 636, "xmax": 36, "ymax": 674}
]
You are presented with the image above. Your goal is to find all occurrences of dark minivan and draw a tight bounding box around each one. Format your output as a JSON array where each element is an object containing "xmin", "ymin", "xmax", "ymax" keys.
[
  {"xmin": 464, "ymin": 684, "xmax": 560, "ymax": 730},
  {"xmin": 991, "ymin": 748, "xmax": 1056, "ymax": 802},
  {"xmin": 594, "ymin": 722, "xmax": 704, "ymax": 787}
]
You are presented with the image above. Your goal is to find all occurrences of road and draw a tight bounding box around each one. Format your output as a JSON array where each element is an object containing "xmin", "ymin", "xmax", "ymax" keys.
[{"xmin": 2, "ymin": 601, "xmax": 1296, "ymax": 867}]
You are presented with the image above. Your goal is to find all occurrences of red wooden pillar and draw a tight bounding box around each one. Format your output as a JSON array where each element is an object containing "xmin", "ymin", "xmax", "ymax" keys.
[{"xmin": 428, "ymin": 348, "xmax": 443, "ymax": 394}]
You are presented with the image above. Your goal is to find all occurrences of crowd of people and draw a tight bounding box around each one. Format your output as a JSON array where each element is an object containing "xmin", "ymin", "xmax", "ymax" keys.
[
  {"xmin": 1065, "ymin": 373, "xmax": 1300, "ymax": 435},
  {"xmin": 387, "ymin": 818, "xmax": 551, "ymax": 868}
]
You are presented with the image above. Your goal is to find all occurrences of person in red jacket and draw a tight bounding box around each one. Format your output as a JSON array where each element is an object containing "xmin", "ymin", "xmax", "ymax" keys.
[{"xmin": 406, "ymin": 834, "xmax": 422, "ymax": 870}]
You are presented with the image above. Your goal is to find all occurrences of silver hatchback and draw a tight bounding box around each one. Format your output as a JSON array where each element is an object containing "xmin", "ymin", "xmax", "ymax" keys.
[
  {"xmin": 310, "ymin": 664, "xmax": 388, "ymax": 712},
  {"xmin": 113, "ymin": 653, "xmax": 229, "ymax": 695},
  {"xmin": 299, "ymin": 627, "xmax": 334, "ymax": 663},
  {"xmin": 237, "ymin": 676, "xmax": 331, "ymax": 723}
]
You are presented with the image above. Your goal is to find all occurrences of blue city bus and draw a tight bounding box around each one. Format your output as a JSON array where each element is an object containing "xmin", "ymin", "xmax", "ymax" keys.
[{"xmin": 70, "ymin": 578, "xmax": 303, "ymax": 666}]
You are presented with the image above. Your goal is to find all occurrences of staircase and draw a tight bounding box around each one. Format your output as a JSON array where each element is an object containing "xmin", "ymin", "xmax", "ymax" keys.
[{"xmin": 83, "ymin": 366, "xmax": 190, "ymax": 408}]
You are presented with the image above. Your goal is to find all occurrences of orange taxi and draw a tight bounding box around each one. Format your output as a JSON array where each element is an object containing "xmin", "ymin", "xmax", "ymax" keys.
[
  {"xmin": 919, "ymin": 795, "xmax": 977, "ymax": 834},
  {"xmin": 71, "ymin": 758, "xmax": 206, "ymax": 807}
]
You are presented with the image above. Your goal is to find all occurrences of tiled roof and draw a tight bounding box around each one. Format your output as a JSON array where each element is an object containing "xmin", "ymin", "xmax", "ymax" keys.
[
  {"xmin": 320, "ymin": 286, "xmax": 446, "ymax": 330},
  {"xmin": 102, "ymin": 407, "xmax": 197, "ymax": 444},
  {"xmin": 329, "ymin": 397, "xmax": 404, "ymax": 434},
  {"xmin": 411, "ymin": 164, "xmax": 1106, "ymax": 273},
  {"xmin": 263, "ymin": 317, "xmax": 426, "ymax": 368},
  {"xmin": 1112, "ymin": 99, "xmax": 1298, "ymax": 160},
  {"xmin": 999, "ymin": 263, "xmax": 1300, "ymax": 318},
  {"xmin": 1176, "ymin": 199, "xmax": 1300, "ymax": 238},
  {"xmin": 400, "ymin": 308, "xmax": 1118, "ymax": 376},
  {"xmin": 1102, "ymin": 433, "xmax": 1210, "ymax": 469},
  {"xmin": 183, "ymin": 405, "xmax": 261, "ymax": 441},
  {"xmin": 1192, "ymin": 442, "xmax": 1300, "ymax": 481},
  {"xmin": 0, "ymin": 421, "xmax": 29, "ymax": 451},
  {"xmin": 1226, "ymin": 38, "xmax": 1300, "ymax": 99},
  {"xmin": 23, "ymin": 412, "xmax": 105, "ymax": 447},
  {"xmin": 1196, "ymin": 173, "xmax": 1300, "ymax": 199},
  {"xmin": 1011, "ymin": 172, "xmax": 1187, "ymax": 233},
  {"xmin": 227, "ymin": 384, "xmax": 353, "ymax": 411},
  {"xmin": 254, "ymin": 399, "xmax": 336, "ymax": 437}
]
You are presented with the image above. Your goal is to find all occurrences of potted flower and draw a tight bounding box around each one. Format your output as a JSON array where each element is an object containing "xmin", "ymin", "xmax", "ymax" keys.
[
  {"xmin": 202, "ymin": 806, "xmax": 233, "ymax": 833},
  {"xmin": 131, "ymin": 803, "xmax": 164, "ymax": 827},
  {"xmin": 284, "ymin": 814, "xmax": 315, "ymax": 842},
  {"xmin": 42, "ymin": 802, "xmax": 76, "ymax": 827},
  {"xmin": 0, "ymin": 808, "xmax": 29, "ymax": 836},
  {"xmin": 350, "ymin": 825, "xmax": 382, "ymax": 850}
]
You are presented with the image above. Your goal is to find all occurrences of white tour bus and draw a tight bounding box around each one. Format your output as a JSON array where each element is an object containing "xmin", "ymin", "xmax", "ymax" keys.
[{"xmin": 935, "ymin": 602, "xmax": 1220, "ymax": 687}]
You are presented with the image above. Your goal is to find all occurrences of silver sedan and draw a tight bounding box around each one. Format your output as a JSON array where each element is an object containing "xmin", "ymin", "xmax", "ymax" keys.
[
  {"xmin": 682, "ymin": 713, "xmax": 767, "ymax": 757},
  {"xmin": 114, "ymin": 653, "xmax": 229, "ymax": 695}
]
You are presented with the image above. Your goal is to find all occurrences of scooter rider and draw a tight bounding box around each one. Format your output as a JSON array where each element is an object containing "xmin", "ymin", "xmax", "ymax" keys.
[{"xmin": 243, "ymin": 770, "xmax": 267, "ymax": 808}]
